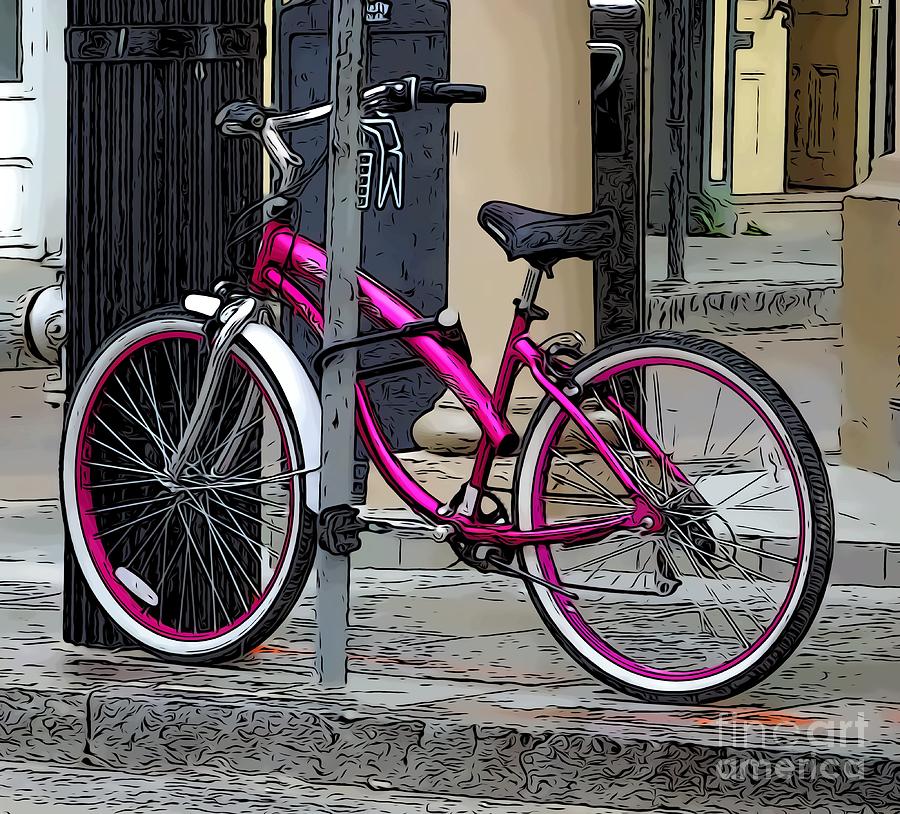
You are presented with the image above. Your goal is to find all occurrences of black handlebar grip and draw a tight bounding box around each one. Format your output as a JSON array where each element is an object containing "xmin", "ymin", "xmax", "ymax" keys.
[
  {"xmin": 418, "ymin": 81, "xmax": 487, "ymax": 105},
  {"xmin": 360, "ymin": 80, "xmax": 413, "ymax": 115},
  {"xmin": 360, "ymin": 77, "xmax": 487, "ymax": 116}
]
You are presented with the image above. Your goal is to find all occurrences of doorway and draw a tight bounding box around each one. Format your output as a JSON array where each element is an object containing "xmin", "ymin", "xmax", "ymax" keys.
[{"xmin": 786, "ymin": 0, "xmax": 862, "ymax": 189}]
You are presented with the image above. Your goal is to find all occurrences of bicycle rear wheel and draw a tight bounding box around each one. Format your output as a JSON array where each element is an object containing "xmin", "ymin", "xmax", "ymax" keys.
[
  {"xmin": 515, "ymin": 331, "xmax": 833, "ymax": 704},
  {"xmin": 62, "ymin": 307, "xmax": 315, "ymax": 663}
]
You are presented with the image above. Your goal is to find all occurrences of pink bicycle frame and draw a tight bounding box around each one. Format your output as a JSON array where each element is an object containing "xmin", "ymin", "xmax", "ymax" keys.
[{"xmin": 250, "ymin": 221, "xmax": 660, "ymax": 546}]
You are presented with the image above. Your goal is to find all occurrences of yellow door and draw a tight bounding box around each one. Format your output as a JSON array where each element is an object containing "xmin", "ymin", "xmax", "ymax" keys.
[{"xmin": 732, "ymin": 0, "xmax": 789, "ymax": 194}]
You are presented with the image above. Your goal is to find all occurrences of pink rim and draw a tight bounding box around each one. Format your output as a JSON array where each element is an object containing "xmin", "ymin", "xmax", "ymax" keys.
[
  {"xmin": 530, "ymin": 354, "xmax": 808, "ymax": 682},
  {"xmin": 75, "ymin": 329, "xmax": 297, "ymax": 642}
]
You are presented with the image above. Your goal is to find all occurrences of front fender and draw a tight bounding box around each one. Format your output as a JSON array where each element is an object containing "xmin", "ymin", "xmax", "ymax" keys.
[{"xmin": 184, "ymin": 294, "xmax": 321, "ymax": 512}]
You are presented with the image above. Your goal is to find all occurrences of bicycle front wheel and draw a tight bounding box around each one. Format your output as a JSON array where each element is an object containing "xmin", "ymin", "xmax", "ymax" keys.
[
  {"xmin": 62, "ymin": 307, "xmax": 315, "ymax": 664},
  {"xmin": 515, "ymin": 331, "xmax": 833, "ymax": 704}
]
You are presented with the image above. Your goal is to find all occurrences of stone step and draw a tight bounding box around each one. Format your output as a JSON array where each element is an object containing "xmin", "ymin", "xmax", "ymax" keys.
[{"xmin": 649, "ymin": 283, "xmax": 840, "ymax": 334}]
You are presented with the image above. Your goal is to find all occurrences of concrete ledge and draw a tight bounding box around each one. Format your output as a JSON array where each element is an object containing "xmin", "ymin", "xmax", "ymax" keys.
[
  {"xmin": 54, "ymin": 684, "xmax": 897, "ymax": 812},
  {"xmin": 362, "ymin": 463, "xmax": 900, "ymax": 586},
  {"xmin": 648, "ymin": 283, "xmax": 840, "ymax": 333}
]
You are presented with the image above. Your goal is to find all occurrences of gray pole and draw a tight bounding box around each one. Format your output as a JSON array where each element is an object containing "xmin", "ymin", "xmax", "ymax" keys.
[
  {"xmin": 316, "ymin": 0, "xmax": 364, "ymax": 688},
  {"xmin": 667, "ymin": 0, "xmax": 689, "ymax": 283}
]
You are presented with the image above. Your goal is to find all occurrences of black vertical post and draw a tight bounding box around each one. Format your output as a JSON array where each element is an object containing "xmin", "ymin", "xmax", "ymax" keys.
[
  {"xmin": 649, "ymin": 0, "xmax": 672, "ymax": 235},
  {"xmin": 665, "ymin": 0, "xmax": 688, "ymax": 282},
  {"xmin": 63, "ymin": 2, "xmax": 264, "ymax": 647},
  {"xmin": 653, "ymin": 0, "xmax": 738, "ymax": 241},
  {"xmin": 589, "ymin": 0, "xmax": 646, "ymax": 343},
  {"xmin": 687, "ymin": 0, "xmax": 737, "ymax": 236}
]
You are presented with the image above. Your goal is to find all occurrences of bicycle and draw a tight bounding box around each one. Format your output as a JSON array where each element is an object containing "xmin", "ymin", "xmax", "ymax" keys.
[{"xmin": 61, "ymin": 72, "xmax": 834, "ymax": 704}]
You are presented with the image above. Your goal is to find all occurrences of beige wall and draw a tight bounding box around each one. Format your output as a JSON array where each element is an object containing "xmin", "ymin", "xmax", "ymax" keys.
[
  {"xmin": 447, "ymin": 0, "xmax": 595, "ymax": 383},
  {"xmin": 840, "ymin": 9, "xmax": 900, "ymax": 477}
]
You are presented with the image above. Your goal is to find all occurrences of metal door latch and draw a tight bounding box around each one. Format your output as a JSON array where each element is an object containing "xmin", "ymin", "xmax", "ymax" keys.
[{"xmin": 318, "ymin": 505, "xmax": 365, "ymax": 555}]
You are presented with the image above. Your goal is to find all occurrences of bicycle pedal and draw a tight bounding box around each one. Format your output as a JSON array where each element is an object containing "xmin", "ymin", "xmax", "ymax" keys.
[{"xmin": 318, "ymin": 505, "xmax": 365, "ymax": 556}]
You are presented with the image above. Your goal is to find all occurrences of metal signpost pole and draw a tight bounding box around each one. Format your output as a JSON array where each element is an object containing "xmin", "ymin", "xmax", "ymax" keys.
[{"xmin": 316, "ymin": 0, "xmax": 365, "ymax": 688}]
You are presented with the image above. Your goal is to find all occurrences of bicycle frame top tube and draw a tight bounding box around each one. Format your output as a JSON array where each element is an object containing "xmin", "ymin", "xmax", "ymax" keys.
[
  {"xmin": 250, "ymin": 220, "xmax": 517, "ymax": 454},
  {"xmin": 248, "ymin": 219, "xmax": 651, "ymax": 543}
]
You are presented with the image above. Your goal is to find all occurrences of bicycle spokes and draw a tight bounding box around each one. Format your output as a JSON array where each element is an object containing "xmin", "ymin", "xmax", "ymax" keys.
[
  {"xmin": 530, "ymin": 352, "xmax": 808, "ymax": 679},
  {"xmin": 77, "ymin": 329, "xmax": 299, "ymax": 641}
]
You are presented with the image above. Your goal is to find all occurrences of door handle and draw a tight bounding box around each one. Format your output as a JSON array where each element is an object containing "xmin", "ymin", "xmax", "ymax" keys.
[{"xmin": 587, "ymin": 41, "xmax": 625, "ymax": 96}]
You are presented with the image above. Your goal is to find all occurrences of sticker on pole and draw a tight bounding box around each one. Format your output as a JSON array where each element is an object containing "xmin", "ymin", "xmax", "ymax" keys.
[
  {"xmin": 358, "ymin": 116, "xmax": 405, "ymax": 210},
  {"xmin": 365, "ymin": 1, "xmax": 392, "ymax": 24}
]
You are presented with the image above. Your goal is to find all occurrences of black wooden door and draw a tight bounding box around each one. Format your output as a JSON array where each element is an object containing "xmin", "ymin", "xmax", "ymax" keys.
[
  {"xmin": 64, "ymin": 1, "xmax": 263, "ymax": 647},
  {"xmin": 278, "ymin": 0, "xmax": 451, "ymax": 456}
]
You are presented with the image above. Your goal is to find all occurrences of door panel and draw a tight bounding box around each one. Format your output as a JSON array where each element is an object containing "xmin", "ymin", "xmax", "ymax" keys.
[
  {"xmin": 787, "ymin": 0, "xmax": 861, "ymax": 188},
  {"xmin": 733, "ymin": 0, "xmax": 788, "ymax": 194}
]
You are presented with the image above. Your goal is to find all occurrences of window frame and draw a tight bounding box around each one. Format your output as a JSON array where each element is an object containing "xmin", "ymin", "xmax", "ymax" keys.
[{"xmin": 0, "ymin": 0, "xmax": 22, "ymax": 83}]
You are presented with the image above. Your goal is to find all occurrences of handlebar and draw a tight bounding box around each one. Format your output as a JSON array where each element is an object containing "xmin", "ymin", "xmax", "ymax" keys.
[
  {"xmin": 360, "ymin": 76, "xmax": 487, "ymax": 115},
  {"xmin": 419, "ymin": 80, "xmax": 487, "ymax": 106},
  {"xmin": 215, "ymin": 75, "xmax": 485, "ymax": 201}
]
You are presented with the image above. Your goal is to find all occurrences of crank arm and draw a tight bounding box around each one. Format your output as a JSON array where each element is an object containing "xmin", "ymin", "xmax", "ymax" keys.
[{"xmin": 169, "ymin": 296, "xmax": 257, "ymax": 479}]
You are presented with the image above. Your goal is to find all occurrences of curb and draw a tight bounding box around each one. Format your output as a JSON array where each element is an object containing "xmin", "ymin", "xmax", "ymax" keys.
[
  {"xmin": 3, "ymin": 683, "xmax": 892, "ymax": 813},
  {"xmin": 649, "ymin": 283, "xmax": 840, "ymax": 334},
  {"xmin": 0, "ymin": 687, "xmax": 87, "ymax": 765}
]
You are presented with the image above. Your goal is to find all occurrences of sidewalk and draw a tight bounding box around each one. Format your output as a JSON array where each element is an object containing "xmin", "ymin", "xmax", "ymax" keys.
[
  {"xmin": 0, "ymin": 448, "xmax": 898, "ymax": 810},
  {"xmin": 0, "ymin": 542, "xmax": 896, "ymax": 812}
]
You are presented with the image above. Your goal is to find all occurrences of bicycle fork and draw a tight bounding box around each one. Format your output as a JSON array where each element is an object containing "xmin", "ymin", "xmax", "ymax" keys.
[{"xmin": 167, "ymin": 295, "xmax": 258, "ymax": 481}]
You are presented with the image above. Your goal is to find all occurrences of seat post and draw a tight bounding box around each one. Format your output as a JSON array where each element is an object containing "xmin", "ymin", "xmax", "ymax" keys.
[{"xmin": 519, "ymin": 264, "xmax": 547, "ymax": 311}]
